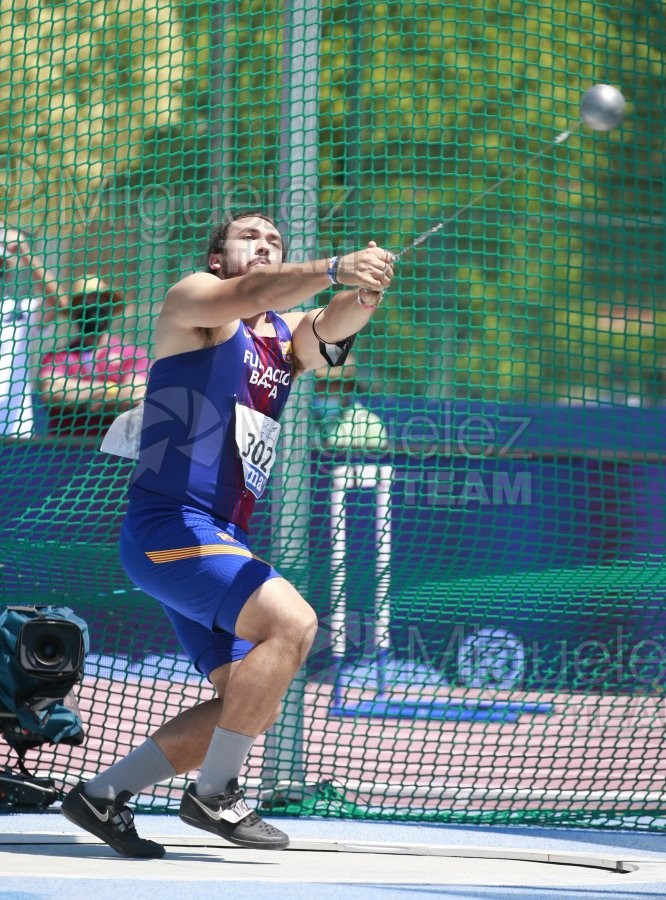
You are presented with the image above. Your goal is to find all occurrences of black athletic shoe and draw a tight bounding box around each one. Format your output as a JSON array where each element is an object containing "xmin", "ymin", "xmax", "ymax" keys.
[
  {"xmin": 179, "ymin": 779, "xmax": 289, "ymax": 850},
  {"xmin": 60, "ymin": 782, "xmax": 166, "ymax": 859}
]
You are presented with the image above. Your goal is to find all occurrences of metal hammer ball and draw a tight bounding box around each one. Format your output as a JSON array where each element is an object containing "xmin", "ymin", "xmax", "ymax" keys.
[{"xmin": 580, "ymin": 84, "xmax": 626, "ymax": 131}]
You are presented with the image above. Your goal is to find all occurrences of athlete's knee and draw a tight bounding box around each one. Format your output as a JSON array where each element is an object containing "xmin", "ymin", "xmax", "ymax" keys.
[
  {"xmin": 274, "ymin": 603, "xmax": 317, "ymax": 663},
  {"xmin": 268, "ymin": 605, "xmax": 316, "ymax": 669},
  {"xmin": 236, "ymin": 581, "xmax": 318, "ymax": 655},
  {"xmin": 294, "ymin": 605, "xmax": 318, "ymax": 660}
]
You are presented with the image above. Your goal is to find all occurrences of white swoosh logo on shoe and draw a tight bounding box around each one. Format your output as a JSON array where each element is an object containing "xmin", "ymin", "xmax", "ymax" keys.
[
  {"xmin": 190, "ymin": 793, "xmax": 251, "ymax": 824},
  {"xmin": 79, "ymin": 792, "xmax": 111, "ymax": 823}
]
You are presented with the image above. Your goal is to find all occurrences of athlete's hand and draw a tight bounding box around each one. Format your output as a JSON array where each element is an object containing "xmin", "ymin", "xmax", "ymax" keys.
[{"xmin": 335, "ymin": 241, "xmax": 394, "ymax": 291}]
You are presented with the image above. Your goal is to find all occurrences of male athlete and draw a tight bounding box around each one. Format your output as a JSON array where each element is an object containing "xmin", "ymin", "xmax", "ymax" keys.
[{"xmin": 61, "ymin": 211, "xmax": 394, "ymax": 858}]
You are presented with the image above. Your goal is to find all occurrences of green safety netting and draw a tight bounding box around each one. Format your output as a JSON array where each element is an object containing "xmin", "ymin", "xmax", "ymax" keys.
[{"xmin": 0, "ymin": 0, "xmax": 665, "ymax": 828}]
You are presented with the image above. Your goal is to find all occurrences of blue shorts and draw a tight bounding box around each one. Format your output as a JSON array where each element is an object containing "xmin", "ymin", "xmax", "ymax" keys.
[{"xmin": 119, "ymin": 497, "xmax": 281, "ymax": 676}]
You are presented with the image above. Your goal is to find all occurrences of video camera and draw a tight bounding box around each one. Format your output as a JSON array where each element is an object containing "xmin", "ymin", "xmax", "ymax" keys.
[{"xmin": 0, "ymin": 605, "xmax": 89, "ymax": 808}]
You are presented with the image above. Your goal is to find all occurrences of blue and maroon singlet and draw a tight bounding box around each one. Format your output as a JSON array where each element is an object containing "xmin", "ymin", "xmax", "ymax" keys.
[
  {"xmin": 119, "ymin": 312, "xmax": 296, "ymax": 675},
  {"xmin": 129, "ymin": 310, "xmax": 294, "ymax": 531}
]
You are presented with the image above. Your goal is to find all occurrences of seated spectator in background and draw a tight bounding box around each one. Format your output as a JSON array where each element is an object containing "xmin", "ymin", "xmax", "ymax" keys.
[
  {"xmin": 0, "ymin": 223, "xmax": 68, "ymax": 439},
  {"xmin": 313, "ymin": 352, "xmax": 388, "ymax": 452},
  {"xmin": 39, "ymin": 277, "xmax": 149, "ymax": 438}
]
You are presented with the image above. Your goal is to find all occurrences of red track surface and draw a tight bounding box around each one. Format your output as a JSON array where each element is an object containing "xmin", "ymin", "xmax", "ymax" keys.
[{"xmin": 2, "ymin": 677, "xmax": 664, "ymax": 819}]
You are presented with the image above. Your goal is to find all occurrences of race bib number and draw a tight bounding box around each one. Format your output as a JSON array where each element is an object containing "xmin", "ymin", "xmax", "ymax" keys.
[{"xmin": 235, "ymin": 402, "xmax": 281, "ymax": 498}]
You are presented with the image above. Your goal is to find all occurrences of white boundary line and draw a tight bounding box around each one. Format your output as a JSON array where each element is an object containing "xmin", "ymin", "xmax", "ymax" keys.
[{"xmin": 0, "ymin": 831, "xmax": 638, "ymax": 872}]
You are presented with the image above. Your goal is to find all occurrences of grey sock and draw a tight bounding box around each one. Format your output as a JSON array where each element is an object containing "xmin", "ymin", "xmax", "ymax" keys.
[
  {"xmin": 195, "ymin": 726, "xmax": 255, "ymax": 799},
  {"xmin": 85, "ymin": 737, "xmax": 177, "ymax": 801}
]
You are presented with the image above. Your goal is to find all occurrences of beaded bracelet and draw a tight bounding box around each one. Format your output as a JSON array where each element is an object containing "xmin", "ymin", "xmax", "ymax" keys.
[{"xmin": 327, "ymin": 255, "xmax": 340, "ymax": 284}]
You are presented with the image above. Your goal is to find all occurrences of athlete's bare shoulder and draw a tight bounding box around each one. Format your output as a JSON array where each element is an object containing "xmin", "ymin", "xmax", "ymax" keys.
[{"xmin": 153, "ymin": 275, "xmax": 239, "ymax": 361}]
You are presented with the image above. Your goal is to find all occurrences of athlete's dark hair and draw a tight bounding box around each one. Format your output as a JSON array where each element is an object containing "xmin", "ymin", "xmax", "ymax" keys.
[{"xmin": 206, "ymin": 209, "xmax": 288, "ymax": 274}]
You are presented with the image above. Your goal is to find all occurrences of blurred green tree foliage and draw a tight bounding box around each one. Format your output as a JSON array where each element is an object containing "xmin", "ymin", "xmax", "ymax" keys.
[
  {"xmin": 180, "ymin": 0, "xmax": 666, "ymax": 402},
  {"xmin": 1, "ymin": 0, "xmax": 665, "ymax": 401},
  {"xmin": 0, "ymin": 0, "xmax": 199, "ymax": 229}
]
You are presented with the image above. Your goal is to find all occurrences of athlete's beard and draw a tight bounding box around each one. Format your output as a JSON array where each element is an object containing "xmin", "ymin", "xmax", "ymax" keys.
[{"xmin": 219, "ymin": 252, "xmax": 245, "ymax": 280}]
